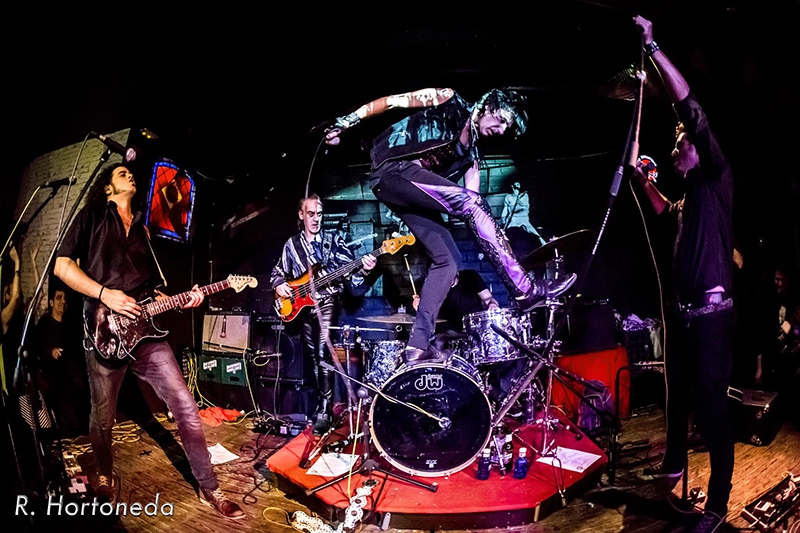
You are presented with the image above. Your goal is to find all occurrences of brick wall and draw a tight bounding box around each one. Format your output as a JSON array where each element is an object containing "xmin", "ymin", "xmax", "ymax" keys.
[{"xmin": 13, "ymin": 130, "xmax": 130, "ymax": 320}]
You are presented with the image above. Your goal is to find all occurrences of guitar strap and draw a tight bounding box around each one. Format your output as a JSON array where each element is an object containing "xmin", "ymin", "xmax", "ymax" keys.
[
  {"xmin": 321, "ymin": 231, "xmax": 334, "ymax": 265},
  {"xmin": 143, "ymin": 228, "xmax": 168, "ymax": 289}
]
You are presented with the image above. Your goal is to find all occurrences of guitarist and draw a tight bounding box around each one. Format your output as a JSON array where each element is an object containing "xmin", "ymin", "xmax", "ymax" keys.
[
  {"xmin": 270, "ymin": 194, "xmax": 376, "ymax": 435},
  {"xmin": 54, "ymin": 163, "xmax": 244, "ymax": 519}
]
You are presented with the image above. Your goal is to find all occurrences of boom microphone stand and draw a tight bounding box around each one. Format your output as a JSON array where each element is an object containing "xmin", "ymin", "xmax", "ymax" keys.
[
  {"xmin": 13, "ymin": 146, "xmax": 117, "ymax": 495},
  {"xmin": 1, "ymin": 180, "xmax": 73, "ymax": 487}
]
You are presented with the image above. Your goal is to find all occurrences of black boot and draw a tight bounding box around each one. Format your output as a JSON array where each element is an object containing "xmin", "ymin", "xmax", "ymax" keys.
[
  {"xmin": 312, "ymin": 367, "xmax": 334, "ymax": 436},
  {"xmin": 402, "ymin": 345, "xmax": 447, "ymax": 366},
  {"xmin": 515, "ymin": 273, "xmax": 577, "ymax": 312}
]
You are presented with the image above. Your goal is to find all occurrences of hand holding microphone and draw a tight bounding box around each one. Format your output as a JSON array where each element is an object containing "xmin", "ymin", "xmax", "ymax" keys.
[{"xmin": 636, "ymin": 155, "xmax": 658, "ymax": 183}]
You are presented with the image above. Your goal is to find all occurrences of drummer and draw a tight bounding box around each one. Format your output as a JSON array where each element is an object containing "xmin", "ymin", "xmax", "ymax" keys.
[{"xmin": 412, "ymin": 269, "xmax": 498, "ymax": 334}]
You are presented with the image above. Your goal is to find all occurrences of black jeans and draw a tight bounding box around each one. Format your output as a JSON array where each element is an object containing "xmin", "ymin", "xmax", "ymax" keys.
[
  {"xmin": 663, "ymin": 304, "xmax": 736, "ymax": 516},
  {"xmin": 301, "ymin": 298, "xmax": 336, "ymax": 415},
  {"xmin": 372, "ymin": 160, "xmax": 531, "ymax": 351},
  {"xmin": 85, "ymin": 339, "xmax": 218, "ymax": 490}
]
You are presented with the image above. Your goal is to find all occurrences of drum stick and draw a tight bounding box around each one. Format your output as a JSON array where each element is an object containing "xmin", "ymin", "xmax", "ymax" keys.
[{"xmin": 404, "ymin": 255, "xmax": 418, "ymax": 296}]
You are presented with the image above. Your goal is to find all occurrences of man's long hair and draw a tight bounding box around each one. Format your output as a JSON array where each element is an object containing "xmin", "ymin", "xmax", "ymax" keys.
[
  {"xmin": 86, "ymin": 162, "xmax": 138, "ymax": 211},
  {"xmin": 475, "ymin": 88, "xmax": 529, "ymax": 138}
]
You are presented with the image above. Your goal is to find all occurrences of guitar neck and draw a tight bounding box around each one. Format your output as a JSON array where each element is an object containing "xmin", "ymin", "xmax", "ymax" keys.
[
  {"xmin": 315, "ymin": 247, "xmax": 386, "ymax": 288},
  {"xmin": 142, "ymin": 281, "xmax": 230, "ymax": 317}
]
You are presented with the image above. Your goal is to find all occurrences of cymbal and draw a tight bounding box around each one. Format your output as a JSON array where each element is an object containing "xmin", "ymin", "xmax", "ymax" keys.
[
  {"xmin": 521, "ymin": 229, "xmax": 593, "ymax": 270},
  {"xmin": 357, "ymin": 313, "xmax": 446, "ymax": 325}
]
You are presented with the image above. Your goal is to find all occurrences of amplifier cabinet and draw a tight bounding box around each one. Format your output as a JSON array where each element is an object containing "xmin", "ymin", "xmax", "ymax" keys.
[
  {"xmin": 729, "ymin": 388, "xmax": 782, "ymax": 446},
  {"xmin": 202, "ymin": 311, "xmax": 250, "ymax": 353}
]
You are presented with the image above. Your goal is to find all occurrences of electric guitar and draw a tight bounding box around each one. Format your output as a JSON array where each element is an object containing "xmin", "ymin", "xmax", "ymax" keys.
[
  {"xmin": 274, "ymin": 235, "xmax": 415, "ymax": 322},
  {"xmin": 84, "ymin": 274, "xmax": 258, "ymax": 360}
]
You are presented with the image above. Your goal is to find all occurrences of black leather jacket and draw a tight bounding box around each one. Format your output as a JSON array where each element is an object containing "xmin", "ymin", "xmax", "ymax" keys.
[{"xmin": 369, "ymin": 93, "xmax": 479, "ymax": 179}]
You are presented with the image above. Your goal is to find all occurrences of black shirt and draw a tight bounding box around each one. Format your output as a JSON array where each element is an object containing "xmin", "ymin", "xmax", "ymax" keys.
[
  {"xmin": 58, "ymin": 201, "xmax": 157, "ymax": 294},
  {"xmin": 670, "ymin": 93, "xmax": 734, "ymax": 303},
  {"xmin": 439, "ymin": 269, "xmax": 489, "ymax": 331}
]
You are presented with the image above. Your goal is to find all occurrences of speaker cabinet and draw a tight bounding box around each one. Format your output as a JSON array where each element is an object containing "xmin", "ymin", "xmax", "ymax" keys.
[
  {"xmin": 253, "ymin": 330, "xmax": 315, "ymax": 386},
  {"xmin": 202, "ymin": 312, "xmax": 250, "ymax": 353}
]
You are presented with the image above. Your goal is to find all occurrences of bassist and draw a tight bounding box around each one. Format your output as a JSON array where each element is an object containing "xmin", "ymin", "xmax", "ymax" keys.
[
  {"xmin": 54, "ymin": 163, "xmax": 244, "ymax": 519},
  {"xmin": 270, "ymin": 194, "xmax": 376, "ymax": 435}
]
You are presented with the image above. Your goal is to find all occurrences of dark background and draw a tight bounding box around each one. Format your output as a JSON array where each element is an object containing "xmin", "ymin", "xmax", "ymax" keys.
[{"xmin": 2, "ymin": 0, "xmax": 798, "ymax": 334}]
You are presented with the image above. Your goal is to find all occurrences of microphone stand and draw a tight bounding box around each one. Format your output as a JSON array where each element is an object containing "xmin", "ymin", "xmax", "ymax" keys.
[
  {"xmin": 12, "ymin": 148, "xmax": 115, "ymax": 495},
  {"xmin": 492, "ymin": 57, "xmax": 645, "ymax": 462},
  {"xmin": 1, "ymin": 182, "xmax": 71, "ymax": 489}
]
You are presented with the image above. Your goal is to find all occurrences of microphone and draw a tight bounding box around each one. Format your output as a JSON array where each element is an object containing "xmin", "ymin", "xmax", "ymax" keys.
[
  {"xmin": 637, "ymin": 155, "xmax": 658, "ymax": 182},
  {"xmin": 41, "ymin": 177, "xmax": 77, "ymax": 189},
  {"xmin": 90, "ymin": 132, "xmax": 138, "ymax": 162}
]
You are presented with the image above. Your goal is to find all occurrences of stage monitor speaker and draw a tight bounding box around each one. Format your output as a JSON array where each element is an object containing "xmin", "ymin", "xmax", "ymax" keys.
[
  {"xmin": 202, "ymin": 311, "xmax": 250, "ymax": 353},
  {"xmin": 554, "ymin": 298, "xmax": 617, "ymax": 355}
]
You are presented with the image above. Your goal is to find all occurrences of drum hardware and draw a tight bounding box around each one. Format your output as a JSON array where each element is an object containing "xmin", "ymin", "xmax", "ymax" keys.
[
  {"xmin": 368, "ymin": 357, "xmax": 492, "ymax": 477},
  {"xmin": 462, "ymin": 307, "xmax": 530, "ymax": 365},
  {"xmin": 304, "ymin": 364, "xmax": 438, "ymax": 495},
  {"xmin": 357, "ymin": 311, "xmax": 447, "ymax": 326},
  {"xmin": 318, "ymin": 361, "xmax": 449, "ymax": 425},
  {"xmin": 520, "ymin": 229, "xmax": 593, "ymax": 271},
  {"xmin": 488, "ymin": 323, "xmax": 609, "ymax": 453}
]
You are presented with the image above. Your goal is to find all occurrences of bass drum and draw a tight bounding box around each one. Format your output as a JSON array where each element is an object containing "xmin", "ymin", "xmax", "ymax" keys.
[{"xmin": 369, "ymin": 357, "xmax": 492, "ymax": 477}]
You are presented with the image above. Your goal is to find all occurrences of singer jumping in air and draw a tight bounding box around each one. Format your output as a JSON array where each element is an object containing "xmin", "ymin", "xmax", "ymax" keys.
[{"xmin": 326, "ymin": 88, "xmax": 576, "ymax": 365}]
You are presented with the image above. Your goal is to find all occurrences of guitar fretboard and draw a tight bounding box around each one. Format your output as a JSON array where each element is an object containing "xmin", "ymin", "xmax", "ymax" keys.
[{"xmin": 143, "ymin": 281, "xmax": 230, "ymax": 317}]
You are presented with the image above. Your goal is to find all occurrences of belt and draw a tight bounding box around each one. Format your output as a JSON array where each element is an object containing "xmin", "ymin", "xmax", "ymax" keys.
[{"xmin": 680, "ymin": 295, "xmax": 733, "ymax": 320}]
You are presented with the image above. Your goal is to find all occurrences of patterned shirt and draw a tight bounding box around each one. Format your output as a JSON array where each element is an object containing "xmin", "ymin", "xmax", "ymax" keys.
[{"xmin": 270, "ymin": 230, "xmax": 365, "ymax": 300}]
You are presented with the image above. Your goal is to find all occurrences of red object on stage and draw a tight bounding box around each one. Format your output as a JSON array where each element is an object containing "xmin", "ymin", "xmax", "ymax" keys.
[
  {"xmin": 549, "ymin": 345, "xmax": 631, "ymax": 422},
  {"xmin": 267, "ymin": 413, "xmax": 607, "ymax": 529}
]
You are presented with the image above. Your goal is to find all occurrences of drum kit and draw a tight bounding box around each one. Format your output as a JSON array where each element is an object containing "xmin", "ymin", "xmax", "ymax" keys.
[{"xmin": 304, "ymin": 230, "xmax": 593, "ymax": 484}]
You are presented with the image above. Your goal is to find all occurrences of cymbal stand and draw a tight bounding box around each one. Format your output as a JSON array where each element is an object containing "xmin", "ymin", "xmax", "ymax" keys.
[{"xmin": 532, "ymin": 296, "xmax": 565, "ymax": 456}]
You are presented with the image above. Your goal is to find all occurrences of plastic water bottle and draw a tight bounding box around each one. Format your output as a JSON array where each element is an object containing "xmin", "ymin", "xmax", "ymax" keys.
[
  {"xmin": 513, "ymin": 447, "xmax": 530, "ymax": 479},
  {"xmin": 476, "ymin": 448, "xmax": 492, "ymax": 480}
]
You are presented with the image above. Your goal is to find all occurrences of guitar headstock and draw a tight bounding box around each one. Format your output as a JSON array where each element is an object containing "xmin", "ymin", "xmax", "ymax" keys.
[
  {"xmin": 227, "ymin": 275, "xmax": 258, "ymax": 293},
  {"xmin": 381, "ymin": 234, "xmax": 416, "ymax": 255}
]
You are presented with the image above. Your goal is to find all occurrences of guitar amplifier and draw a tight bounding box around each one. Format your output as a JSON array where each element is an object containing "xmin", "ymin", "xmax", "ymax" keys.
[
  {"xmin": 253, "ymin": 327, "xmax": 315, "ymax": 386},
  {"xmin": 729, "ymin": 388, "xmax": 783, "ymax": 446},
  {"xmin": 202, "ymin": 311, "xmax": 251, "ymax": 353}
]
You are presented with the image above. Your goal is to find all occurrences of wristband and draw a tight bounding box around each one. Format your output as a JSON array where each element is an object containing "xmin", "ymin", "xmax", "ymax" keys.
[
  {"xmin": 643, "ymin": 40, "xmax": 660, "ymax": 56},
  {"xmin": 98, "ymin": 286, "xmax": 105, "ymax": 300},
  {"xmin": 334, "ymin": 111, "xmax": 361, "ymax": 130},
  {"xmin": 14, "ymin": 270, "xmax": 20, "ymax": 276}
]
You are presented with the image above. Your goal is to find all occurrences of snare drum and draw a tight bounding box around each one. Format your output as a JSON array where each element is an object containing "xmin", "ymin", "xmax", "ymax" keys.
[
  {"xmin": 463, "ymin": 308, "xmax": 530, "ymax": 365},
  {"xmin": 364, "ymin": 340, "xmax": 405, "ymax": 388},
  {"xmin": 369, "ymin": 356, "xmax": 492, "ymax": 477}
]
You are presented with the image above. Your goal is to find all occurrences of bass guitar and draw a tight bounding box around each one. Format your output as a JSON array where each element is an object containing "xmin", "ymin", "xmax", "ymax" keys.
[
  {"xmin": 274, "ymin": 235, "xmax": 415, "ymax": 322},
  {"xmin": 84, "ymin": 274, "xmax": 258, "ymax": 360}
]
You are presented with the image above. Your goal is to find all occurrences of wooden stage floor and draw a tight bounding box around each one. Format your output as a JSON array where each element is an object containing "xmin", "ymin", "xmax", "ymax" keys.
[{"xmin": 8, "ymin": 406, "xmax": 799, "ymax": 533}]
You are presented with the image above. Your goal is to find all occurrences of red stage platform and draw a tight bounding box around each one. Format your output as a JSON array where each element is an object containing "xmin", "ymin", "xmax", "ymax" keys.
[{"xmin": 267, "ymin": 415, "xmax": 607, "ymax": 530}]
